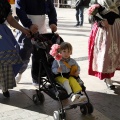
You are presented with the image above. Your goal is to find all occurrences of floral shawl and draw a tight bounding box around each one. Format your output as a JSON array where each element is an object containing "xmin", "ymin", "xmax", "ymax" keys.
[{"xmin": 98, "ymin": 0, "xmax": 120, "ymax": 15}]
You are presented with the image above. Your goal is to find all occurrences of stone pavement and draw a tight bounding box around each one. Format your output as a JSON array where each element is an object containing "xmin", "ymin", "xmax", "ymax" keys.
[{"xmin": 0, "ymin": 8, "xmax": 120, "ymax": 120}]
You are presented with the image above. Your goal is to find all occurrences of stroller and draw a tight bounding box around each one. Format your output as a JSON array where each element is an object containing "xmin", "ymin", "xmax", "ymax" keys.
[{"xmin": 31, "ymin": 32, "xmax": 94, "ymax": 120}]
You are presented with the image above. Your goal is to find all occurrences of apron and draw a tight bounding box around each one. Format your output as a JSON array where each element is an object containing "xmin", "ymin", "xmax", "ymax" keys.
[{"xmin": 27, "ymin": 15, "xmax": 47, "ymax": 33}]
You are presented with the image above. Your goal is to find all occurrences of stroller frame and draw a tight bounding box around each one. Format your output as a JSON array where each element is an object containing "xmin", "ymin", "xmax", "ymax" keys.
[{"xmin": 31, "ymin": 33, "xmax": 94, "ymax": 120}]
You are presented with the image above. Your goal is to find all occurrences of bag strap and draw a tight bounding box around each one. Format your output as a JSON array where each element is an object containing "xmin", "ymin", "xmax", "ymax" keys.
[{"xmin": 62, "ymin": 61, "xmax": 71, "ymax": 69}]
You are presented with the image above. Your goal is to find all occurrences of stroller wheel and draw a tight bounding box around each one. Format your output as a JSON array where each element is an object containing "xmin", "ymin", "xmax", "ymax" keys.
[
  {"xmin": 33, "ymin": 94, "xmax": 39, "ymax": 105},
  {"xmin": 86, "ymin": 103, "xmax": 94, "ymax": 114},
  {"xmin": 53, "ymin": 111, "xmax": 60, "ymax": 120},
  {"xmin": 37, "ymin": 92, "xmax": 45, "ymax": 104},
  {"xmin": 53, "ymin": 110, "xmax": 66, "ymax": 120},
  {"xmin": 80, "ymin": 104, "xmax": 88, "ymax": 115}
]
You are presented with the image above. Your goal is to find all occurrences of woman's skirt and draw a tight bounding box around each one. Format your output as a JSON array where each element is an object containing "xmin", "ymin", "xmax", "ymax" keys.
[
  {"xmin": 88, "ymin": 19, "xmax": 120, "ymax": 80},
  {"xmin": 0, "ymin": 24, "xmax": 23, "ymax": 91}
]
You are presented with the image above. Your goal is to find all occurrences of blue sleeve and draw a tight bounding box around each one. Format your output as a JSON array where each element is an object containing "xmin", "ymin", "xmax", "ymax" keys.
[
  {"xmin": 15, "ymin": 0, "xmax": 32, "ymax": 28},
  {"xmin": 46, "ymin": 0, "xmax": 57, "ymax": 26},
  {"xmin": 52, "ymin": 60, "xmax": 59, "ymax": 74}
]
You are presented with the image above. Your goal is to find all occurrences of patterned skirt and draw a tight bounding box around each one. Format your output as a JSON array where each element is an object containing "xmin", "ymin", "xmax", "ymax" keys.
[
  {"xmin": 0, "ymin": 24, "xmax": 23, "ymax": 91},
  {"xmin": 88, "ymin": 19, "xmax": 120, "ymax": 80}
]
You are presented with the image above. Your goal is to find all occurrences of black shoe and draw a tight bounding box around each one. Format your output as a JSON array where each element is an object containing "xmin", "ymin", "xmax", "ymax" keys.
[
  {"xmin": 3, "ymin": 90, "xmax": 10, "ymax": 98},
  {"xmin": 109, "ymin": 85, "xmax": 115, "ymax": 90},
  {"xmin": 79, "ymin": 24, "xmax": 83, "ymax": 26},
  {"xmin": 74, "ymin": 23, "xmax": 80, "ymax": 27},
  {"xmin": 104, "ymin": 79, "xmax": 115, "ymax": 90}
]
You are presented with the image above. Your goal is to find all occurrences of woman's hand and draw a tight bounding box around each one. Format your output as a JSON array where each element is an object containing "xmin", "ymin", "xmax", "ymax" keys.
[
  {"xmin": 30, "ymin": 24, "xmax": 38, "ymax": 34},
  {"xmin": 50, "ymin": 24, "xmax": 57, "ymax": 32}
]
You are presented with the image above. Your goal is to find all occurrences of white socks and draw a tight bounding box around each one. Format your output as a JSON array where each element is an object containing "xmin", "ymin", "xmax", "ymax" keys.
[
  {"xmin": 105, "ymin": 78, "xmax": 113, "ymax": 86},
  {"xmin": 63, "ymin": 81, "xmax": 72, "ymax": 95}
]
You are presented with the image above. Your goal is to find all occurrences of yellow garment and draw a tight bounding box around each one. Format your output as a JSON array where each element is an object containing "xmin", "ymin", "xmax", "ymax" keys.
[
  {"xmin": 70, "ymin": 65, "xmax": 78, "ymax": 76},
  {"xmin": 55, "ymin": 76, "xmax": 82, "ymax": 93},
  {"xmin": 62, "ymin": 61, "xmax": 78, "ymax": 76}
]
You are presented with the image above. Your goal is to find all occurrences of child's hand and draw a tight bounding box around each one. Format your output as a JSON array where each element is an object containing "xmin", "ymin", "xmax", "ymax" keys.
[
  {"xmin": 74, "ymin": 71, "xmax": 80, "ymax": 77},
  {"xmin": 57, "ymin": 67, "xmax": 62, "ymax": 73}
]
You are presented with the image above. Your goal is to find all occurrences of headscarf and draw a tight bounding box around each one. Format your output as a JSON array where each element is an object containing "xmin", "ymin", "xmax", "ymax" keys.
[{"xmin": 97, "ymin": 0, "xmax": 120, "ymax": 15}]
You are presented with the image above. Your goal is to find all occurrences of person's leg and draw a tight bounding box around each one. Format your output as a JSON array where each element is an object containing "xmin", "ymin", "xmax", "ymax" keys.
[
  {"xmin": 1, "ymin": 84, "xmax": 10, "ymax": 98},
  {"xmin": 69, "ymin": 76, "xmax": 82, "ymax": 93},
  {"xmin": 55, "ymin": 76, "xmax": 72, "ymax": 95},
  {"xmin": 69, "ymin": 77, "xmax": 87, "ymax": 102},
  {"xmin": 79, "ymin": 6, "xmax": 84, "ymax": 26},
  {"xmin": 75, "ymin": 9, "xmax": 80, "ymax": 26},
  {"xmin": 55, "ymin": 76, "xmax": 79, "ymax": 102},
  {"xmin": 16, "ymin": 37, "xmax": 33, "ymax": 83},
  {"xmin": 104, "ymin": 78, "xmax": 115, "ymax": 89}
]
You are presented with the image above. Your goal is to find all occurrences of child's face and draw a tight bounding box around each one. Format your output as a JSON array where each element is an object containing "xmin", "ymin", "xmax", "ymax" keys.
[{"xmin": 61, "ymin": 49, "xmax": 72, "ymax": 59}]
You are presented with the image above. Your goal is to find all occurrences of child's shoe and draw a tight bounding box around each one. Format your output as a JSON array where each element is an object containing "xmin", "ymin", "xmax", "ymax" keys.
[
  {"xmin": 15, "ymin": 73, "xmax": 22, "ymax": 83},
  {"xmin": 77, "ymin": 95, "xmax": 87, "ymax": 102},
  {"xmin": 70, "ymin": 93, "xmax": 80, "ymax": 102}
]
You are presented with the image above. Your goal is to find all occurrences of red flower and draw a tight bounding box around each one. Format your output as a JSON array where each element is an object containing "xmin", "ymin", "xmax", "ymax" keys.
[{"xmin": 55, "ymin": 54, "xmax": 62, "ymax": 61}]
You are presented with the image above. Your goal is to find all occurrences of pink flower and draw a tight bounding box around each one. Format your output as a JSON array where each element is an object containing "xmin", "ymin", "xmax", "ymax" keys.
[
  {"xmin": 49, "ymin": 44, "xmax": 60, "ymax": 56},
  {"xmin": 49, "ymin": 44, "xmax": 62, "ymax": 61},
  {"xmin": 50, "ymin": 44, "xmax": 63, "ymax": 77},
  {"xmin": 88, "ymin": 4, "xmax": 100, "ymax": 15},
  {"xmin": 51, "ymin": 44, "xmax": 60, "ymax": 51},
  {"xmin": 49, "ymin": 49, "xmax": 57, "ymax": 56}
]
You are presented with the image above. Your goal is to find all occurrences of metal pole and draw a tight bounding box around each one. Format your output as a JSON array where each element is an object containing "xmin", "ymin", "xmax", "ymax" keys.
[{"xmin": 57, "ymin": 0, "xmax": 60, "ymax": 8}]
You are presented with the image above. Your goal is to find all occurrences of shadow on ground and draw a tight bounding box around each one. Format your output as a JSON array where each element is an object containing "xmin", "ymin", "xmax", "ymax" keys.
[{"xmin": 0, "ymin": 86, "xmax": 120, "ymax": 120}]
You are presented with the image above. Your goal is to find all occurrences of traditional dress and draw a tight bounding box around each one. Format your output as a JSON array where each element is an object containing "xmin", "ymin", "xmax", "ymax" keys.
[
  {"xmin": 0, "ymin": 0, "xmax": 23, "ymax": 91},
  {"xmin": 88, "ymin": 0, "xmax": 120, "ymax": 80}
]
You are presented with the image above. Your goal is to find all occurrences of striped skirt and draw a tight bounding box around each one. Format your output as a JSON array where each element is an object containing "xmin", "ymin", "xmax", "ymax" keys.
[{"xmin": 88, "ymin": 18, "xmax": 120, "ymax": 80}]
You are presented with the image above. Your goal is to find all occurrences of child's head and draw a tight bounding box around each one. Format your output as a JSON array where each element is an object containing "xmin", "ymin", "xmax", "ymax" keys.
[{"xmin": 59, "ymin": 42, "xmax": 72, "ymax": 59}]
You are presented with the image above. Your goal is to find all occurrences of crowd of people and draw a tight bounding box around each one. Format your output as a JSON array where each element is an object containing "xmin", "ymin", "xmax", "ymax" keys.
[{"xmin": 0, "ymin": 0, "xmax": 120, "ymax": 100}]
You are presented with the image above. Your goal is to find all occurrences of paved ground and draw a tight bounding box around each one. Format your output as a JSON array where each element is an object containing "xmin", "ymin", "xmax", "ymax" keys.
[{"xmin": 0, "ymin": 8, "xmax": 120, "ymax": 120}]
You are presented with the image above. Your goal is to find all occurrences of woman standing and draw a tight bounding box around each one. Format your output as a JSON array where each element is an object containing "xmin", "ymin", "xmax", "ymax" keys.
[
  {"xmin": 0, "ymin": 0, "xmax": 29, "ymax": 97},
  {"xmin": 88, "ymin": 0, "xmax": 120, "ymax": 89}
]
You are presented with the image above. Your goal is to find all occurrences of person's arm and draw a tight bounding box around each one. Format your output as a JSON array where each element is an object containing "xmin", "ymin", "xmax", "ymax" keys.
[
  {"xmin": 7, "ymin": 14, "xmax": 30, "ymax": 36},
  {"xmin": 46, "ymin": 0, "xmax": 57, "ymax": 32},
  {"xmin": 15, "ymin": 0, "xmax": 32, "ymax": 28}
]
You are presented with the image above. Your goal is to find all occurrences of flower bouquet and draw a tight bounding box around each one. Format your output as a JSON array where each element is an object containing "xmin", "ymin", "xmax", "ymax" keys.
[
  {"xmin": 88, "ymin": 4, "xmax": 103, "ymax": 20},
  {"xmin": 49, "ymin": 44, "xmax": 63, "ymax": 77},
  {"xmin": 88, "ymin": 4, "xmax": 100, "ymax": 15}
]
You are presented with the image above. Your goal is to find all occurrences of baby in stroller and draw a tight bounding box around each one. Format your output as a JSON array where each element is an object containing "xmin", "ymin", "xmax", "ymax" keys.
[
  {"xmin": 31, "ymin": 33, "xmax": 93, "ymax": 119},
  {"xmin": 51, "ymin": 42, "xmax": 87, "ymax": 102}
]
